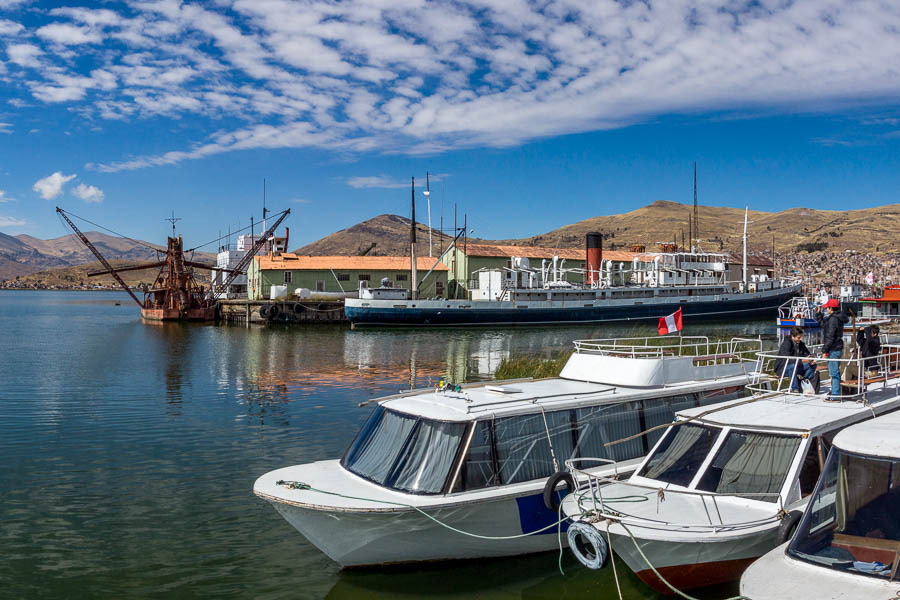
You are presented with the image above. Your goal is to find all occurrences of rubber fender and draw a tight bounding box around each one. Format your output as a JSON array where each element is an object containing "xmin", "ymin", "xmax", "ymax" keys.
[
  {"xmin": 292, "ymin": 303, "xmax": 305, "ymax": 314},
  {"xmin": 267, "ymin": 304, "xmax": 280, "ymax": 320},
  {"xmin": 317, "ymin": 303, "xmax": 328, "ymax": 311},
  {"xmin": 258, "ymin": 304, "xmax": 270, "ymax": 318},
  {"xmin": 567, "ymin": 521, "xmax": 609, "ymax": 570},
  {"xmin": 777, "ymin": 510, "xmax": 803, "ymax": 544},
  {"xmin": 543, "ymin": 471, "xmax": 576, "ymax": 512}
]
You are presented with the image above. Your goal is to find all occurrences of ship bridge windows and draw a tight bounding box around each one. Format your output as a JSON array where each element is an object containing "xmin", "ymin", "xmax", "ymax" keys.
[
  {"xmin": 696, "ymin": 431, "xmax": 801, "ymax": 499},
  {"xmin": 637, "ymin": 424, "xmax": 719, "ymax": 487}
]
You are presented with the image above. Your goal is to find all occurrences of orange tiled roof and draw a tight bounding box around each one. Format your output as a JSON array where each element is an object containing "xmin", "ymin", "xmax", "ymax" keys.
[
  {"xmin": 460, "ymin": 243, "xmax": 636, "ymax": 262},
  {"xmin": 255, "ymin": 254, "xmax": 448, "ymax": 271}
]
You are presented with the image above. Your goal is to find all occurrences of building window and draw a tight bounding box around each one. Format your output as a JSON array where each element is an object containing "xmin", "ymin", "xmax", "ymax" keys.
[
  {"xmin": 436, "ymin": 281, "xmax": 444, "ymax": 296},
  {"xmin": 337, "ymin": 273, "xmax": 350, "ymax": 282},
  {"xmin": 316, "ymin": 280, "xmax": 325, "ymax": 291},
  {"xmin": 396, "ymin": 273, "xmax": 408, "ymax": 281},
  {"xmin": 283, "ymin": 271, "xmax": 292, "ymax": 283},
  {"xmin": 358, "ymin": 274, "xmax": 371, "ymax": 281}
]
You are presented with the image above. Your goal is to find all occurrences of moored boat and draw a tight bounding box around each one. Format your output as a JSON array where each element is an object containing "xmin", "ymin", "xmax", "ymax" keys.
[
  {"xmin": 777, "ymin": 296, "xmax": 821, "ymax": 329},
  {"xmin": 741, "ymin": 410, "xmax": 900, "ymax": 599},
  {"xmin": 253, "ymin": 336, "xmax": 762, "ymax": 567},
  {"xmin": 560, "ymin": 344, "xmax": 900, "ymax": 594}
]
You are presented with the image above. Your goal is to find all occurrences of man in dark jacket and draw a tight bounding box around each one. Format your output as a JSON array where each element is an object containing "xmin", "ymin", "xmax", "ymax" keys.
[
  {"xmin": 857, "ymin": 324, "xmax": 882, "ymax": 375},
  {"xmin": 775, "ymin": 326, "xmax": 816, "ymax": 391},
  {"xmin": 816, "ymin": 298, "xmax": 850, "ymax": 397}
]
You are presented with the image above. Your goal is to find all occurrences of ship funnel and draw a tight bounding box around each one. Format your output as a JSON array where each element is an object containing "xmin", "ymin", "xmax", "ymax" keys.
[{"xmin": 586, "ymin": 232, "xmax": 603, "ymax": 285}]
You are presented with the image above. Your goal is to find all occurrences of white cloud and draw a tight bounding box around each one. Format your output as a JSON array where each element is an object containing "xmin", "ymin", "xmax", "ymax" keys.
[
  {"xmin": 6, "ymin": 43, "xmax": 41, "ymax": 68},
  {"xmin": 36, "ymin": 23, "xmax": 101, "ymax": 45},
  {"xmin": 346, "ymin": 176, "xmax": 410, "ymax": 189},
  {"xmin": 0, "ymin": 215, "xmax": 25, "ymax": 227},
  {"xmin": 72, "ymin": 182, "xmax": 104, "ymax": 203},
  {"xmin": 0, "ymin": 0, "xmax": 29, "ymax": 9},
  {"xmin": 0, "ymin": 190, "xmax": 12, "ymax": 202},
  {"xmin": 3, "ymin": 1, "xmax": 900, "ymax": 171},
  {"xmin": 0, "ymin": 19, "xmax": 24, "ymax": 36},
  {"xmin": 0, "ymin": 121, "xmax": 11, "ymax": 133},
  {"xmin": 32, "ymin": 171, "xmax": 76, "ymax": 200}
]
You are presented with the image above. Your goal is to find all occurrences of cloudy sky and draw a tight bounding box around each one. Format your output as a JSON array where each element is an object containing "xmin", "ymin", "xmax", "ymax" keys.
[{"xmin": 2, "ymin": 0, "xmax": 900, "ymax": 246}]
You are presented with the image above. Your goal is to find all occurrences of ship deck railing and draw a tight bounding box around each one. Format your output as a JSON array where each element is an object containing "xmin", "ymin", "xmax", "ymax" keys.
[
  {"xmin": 572, "ymin": 336, "xmax": 764, "ymax": 366},
  {"xmin": 750, "ymin": 343, "xmax": 900, "ymax": 404}
]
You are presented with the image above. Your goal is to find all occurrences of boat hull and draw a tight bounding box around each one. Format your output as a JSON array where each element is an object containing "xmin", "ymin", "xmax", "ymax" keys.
[
  {"xmin": 776, "ymin": 318, "xmax": 820, "ymax": 328},
  {"xmin": 346, "ymin": 287, "xmax": 799, "ymax": 326},
  {"xmin": 140, "ymin": 307, "xmax": 217, "ymax": 321},
  {"xmin": 263, "ymin": 490, "xmax": 567, "ymax": 567},
  {"xmin": 607, "ymin": 525, "xmax": 781, "ymax": 595}
]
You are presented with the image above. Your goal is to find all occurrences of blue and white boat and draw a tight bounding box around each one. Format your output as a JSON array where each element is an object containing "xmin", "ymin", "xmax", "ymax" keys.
[
  {"xmin": 253, "ymin": 336, "xmax": 762, "ymax": 567},
  {"xmin": 777, "ymin": 296, "xmax": 821, "ymax": 329}
]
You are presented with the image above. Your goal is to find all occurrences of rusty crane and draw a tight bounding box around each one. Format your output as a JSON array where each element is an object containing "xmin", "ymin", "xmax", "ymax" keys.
[{"xmin": 56, "ymin": 207, "xmax": 289, "ymax": 321}]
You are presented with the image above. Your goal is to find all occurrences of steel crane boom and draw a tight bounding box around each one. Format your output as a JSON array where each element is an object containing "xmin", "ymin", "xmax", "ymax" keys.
[
  {"xmin": 209, "ymin": 208, "xmax": 290, "ymax": 300},
  {"xmin": 56, "ymin": 207, "xmax": 142, "ymax": 306}
]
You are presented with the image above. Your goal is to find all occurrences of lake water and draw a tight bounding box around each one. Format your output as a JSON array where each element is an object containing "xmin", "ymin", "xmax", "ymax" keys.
[{"xmin": 1, "ymin": 291, "xmax": 779, "ymax": 599}]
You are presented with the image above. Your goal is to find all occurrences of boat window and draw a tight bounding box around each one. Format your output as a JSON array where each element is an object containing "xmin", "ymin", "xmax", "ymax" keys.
[
  {"xmin": 575, "ymin": 403, "xmax": 643, "ymax": 462},
  {"xmin": 642, "ymin": 394, "xmax": 700, "ymax": 448},
  {"xmin": 637, "ymin": 424, "xmax": 720, "ymax": 487},
  {"xmin": 799, "ymin": 438, "xmax": 823, "ymax": 497},
  {"xmin": 789, "ymin": 449, "xmax": 900, "ymax": 579},
  {"xmin": 494, "ymin": 413, "xmax": 558, "ymax": 485},
  {"xmin": 696, "ymin": 431, "xmax": 801, "ymax": 500},
  {"xmin": 341, "ymin": 406, "xmax": 467, "ymax": 495},
  {"xmin": 457, "ymin": 420, "xmax": 499, "ymax": 491}
]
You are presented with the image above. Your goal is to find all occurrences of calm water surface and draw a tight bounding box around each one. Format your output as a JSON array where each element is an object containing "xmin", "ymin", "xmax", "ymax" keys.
[{"xmin": 1, "ymin": 291, "xmax": 777, "ymax": 599}]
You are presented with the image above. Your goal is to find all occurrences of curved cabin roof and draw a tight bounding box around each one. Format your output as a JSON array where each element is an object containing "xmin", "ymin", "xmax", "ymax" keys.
[
  {"xmin": 677, "ymin": 393, "xmax": 900, "ymax": 434},
  {"xmin": 833, "ymin": 411, "xmax": 900, "ymax": 458}
]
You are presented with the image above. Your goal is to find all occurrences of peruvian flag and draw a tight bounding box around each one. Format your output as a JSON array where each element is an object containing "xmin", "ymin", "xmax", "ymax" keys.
[{"xmin": 658, "ymin": 307, "xmax": 683, "ymax": 336}]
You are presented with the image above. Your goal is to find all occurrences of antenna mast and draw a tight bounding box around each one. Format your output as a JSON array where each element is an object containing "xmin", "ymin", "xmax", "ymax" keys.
[
  {"xmin": 425, "ymin": 172, "xmax": 432, "ymax": 257},
  {"xmin": 166, "ymin": 211, "xmax": 181, "ymax": 237},
  {"xmin": 692, "ymin": 162, "xmax": 699, "ymax": 249},
  {"xmin": 410, "ymin": 176, "xmax": 417, "ymax": 300}
]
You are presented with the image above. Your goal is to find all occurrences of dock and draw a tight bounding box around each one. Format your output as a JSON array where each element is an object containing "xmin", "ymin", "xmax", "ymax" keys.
[{"xmin": 218, "ymin": 299, "xmax": 346, "ymax": 324}]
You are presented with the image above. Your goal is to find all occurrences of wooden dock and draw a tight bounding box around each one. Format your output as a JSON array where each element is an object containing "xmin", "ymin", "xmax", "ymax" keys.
[{"xmin": 218, "ymin": 299, "xmax": 347, "ymax": 324}]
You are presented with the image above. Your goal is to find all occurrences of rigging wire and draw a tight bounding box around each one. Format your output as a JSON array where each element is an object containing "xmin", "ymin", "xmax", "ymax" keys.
[
  {"xmin": 58, "ymin": 208, "xmax": 161, "ymax": 253},
  {"xmin": 185, "ymin": 209, "xmax": 289, "ymax": 253}
]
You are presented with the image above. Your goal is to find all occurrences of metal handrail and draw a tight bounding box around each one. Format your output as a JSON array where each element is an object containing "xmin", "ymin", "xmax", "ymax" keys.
[
  {"xmin": 749, "ymin": 344, "xmax": 900, "ymax": 403},
  {"xmin": 572, "ymin": 336, "xmax": 763, "ymax": 363},
  {"xmin": 565, "ymin": 457, "xmax": 786, "ymax": 531}
]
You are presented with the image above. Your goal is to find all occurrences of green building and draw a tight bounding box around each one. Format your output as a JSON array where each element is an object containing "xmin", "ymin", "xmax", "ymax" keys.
[{"xmin": 247, "ymin": 253, "xmax": 449, "ymax": 300}]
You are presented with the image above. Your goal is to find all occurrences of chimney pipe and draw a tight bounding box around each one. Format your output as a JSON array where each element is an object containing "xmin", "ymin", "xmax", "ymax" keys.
[{"xmin": 586, "ymin": 232, "xmax": 603, "ymax": 285}]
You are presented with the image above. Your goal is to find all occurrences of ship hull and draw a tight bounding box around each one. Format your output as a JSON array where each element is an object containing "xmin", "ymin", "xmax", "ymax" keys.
[
  {"xmin": 346, "ymin": 286, "xmax": 799, "ymax": 327},
  {"xmin": 141, "ymin": 307, "xmax": 217, "ymax": 321}
]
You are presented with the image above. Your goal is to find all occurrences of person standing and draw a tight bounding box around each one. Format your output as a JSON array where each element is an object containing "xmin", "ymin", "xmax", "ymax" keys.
[
  {"xmin": 857, "ymin": 324, "xmax": 882, "ymax": 375},
  {"xmin": 774, "ymin": 326, "xmax": 816, "ymax": 391},
  {"xmin": 816, "ymin": 298, "xmax": 849, "ymax": 398}
]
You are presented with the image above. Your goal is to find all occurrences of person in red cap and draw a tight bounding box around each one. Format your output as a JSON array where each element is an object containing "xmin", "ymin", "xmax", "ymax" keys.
[{"xmin": 816, "ymin": 298, "xmax": 849, "ymax": 398}]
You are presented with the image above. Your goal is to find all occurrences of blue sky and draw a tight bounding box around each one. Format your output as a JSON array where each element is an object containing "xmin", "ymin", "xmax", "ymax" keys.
[{"xmin": 1, "ymin": 0, "xmax": 900, "ymax": 249}]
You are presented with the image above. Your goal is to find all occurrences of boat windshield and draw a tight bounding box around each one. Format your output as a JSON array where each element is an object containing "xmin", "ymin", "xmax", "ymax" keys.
[
  {"xmin": 637, "ymin": 424, "xmax": 720, "ymax": 487},
  {"xmin": 341, "ymin": 405, "xmax": 468, "ymax": 495},
  {"xmin": 788, "ymin": 448, "xmax": 900, "ymax": 579}
]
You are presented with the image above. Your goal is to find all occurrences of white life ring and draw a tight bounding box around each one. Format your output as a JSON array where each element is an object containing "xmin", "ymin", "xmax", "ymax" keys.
[{"xmin": 567, "ymin": 521, "xmax": 610, "ymax": 570}]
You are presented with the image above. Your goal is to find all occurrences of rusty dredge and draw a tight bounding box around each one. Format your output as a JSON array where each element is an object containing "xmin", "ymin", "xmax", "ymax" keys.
[{"xmin": 56, "ymin": 206, "xmax": 289, "ymax": 321}]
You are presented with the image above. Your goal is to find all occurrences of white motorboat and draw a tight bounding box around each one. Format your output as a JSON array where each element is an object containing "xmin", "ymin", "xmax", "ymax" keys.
[
  {"xmin": 560, "ymin": 345, "xmax": 900, "ymax": 594},
  {"xmin": 741, "ymin": 410, "xmax": 900, "ymax": 599},
  {"xmin": 253, "ymin": 336, "xmax": 762, "ymax": 567}
]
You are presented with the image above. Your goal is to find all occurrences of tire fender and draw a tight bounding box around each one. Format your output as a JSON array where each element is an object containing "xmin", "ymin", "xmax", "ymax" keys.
[
  {"xmin": 777, "ymin": 510, "xmax": 803, "ymax": 544},
  {"xmin": 293, "ymin": 303, "xmax": 305, "ymax": 314},
  {"xmin": 543, "ymin": 471, "xmax": 576, "ymax": 512},
  {"xmin": 267, "ymin": 304, "xmax": 280, "ymax": 320},
  {"xmin": 259, "ymin": 304, "xmax": 270, "ymax": 318},
  {"xmin": 567, "ymin": 521, "xmax": 609, "ymax": 570}
]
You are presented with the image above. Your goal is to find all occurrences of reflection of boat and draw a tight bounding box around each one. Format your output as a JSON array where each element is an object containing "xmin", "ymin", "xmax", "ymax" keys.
[
  {"xmin": 741, "ymin": 411, "xmax": 900, "ymax": 599},
  {"xmin": 561, "ymin": 353, "xmax": 900, "ymax": 595},
  {"xmin": 253, "ymin": 336, "xmax": 761, "ymax": 567},
  {"xmin": 777, "ymin": 297, "xmax": 820, "ymax": 329}
]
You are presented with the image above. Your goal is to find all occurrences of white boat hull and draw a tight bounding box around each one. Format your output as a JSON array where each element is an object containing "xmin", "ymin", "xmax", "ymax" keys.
[{"xmin": 605, "ymin": 522, "xmax": 781, "ymax": 593}]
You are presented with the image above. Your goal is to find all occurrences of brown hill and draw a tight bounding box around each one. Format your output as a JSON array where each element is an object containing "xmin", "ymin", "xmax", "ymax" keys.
[
  {"xmin": 503, "ymin": 200, "xmax": 900, "ymax": 254},
  {"xmin": 293, "ymin": 214, "xmax": 470, "ymax": 256},
  {"xmin": 0, "ymin": 231, "xmax": 214, "ymax": 281}
]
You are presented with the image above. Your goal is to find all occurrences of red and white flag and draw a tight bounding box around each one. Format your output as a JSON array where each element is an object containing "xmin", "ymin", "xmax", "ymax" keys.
[
  {"xmin": 658, "ymin": 307, "xmax": 683, "ymax": 335},
  {"xmin": 866, "ymin": 272, "xmax": 875, "ymax": 285}
]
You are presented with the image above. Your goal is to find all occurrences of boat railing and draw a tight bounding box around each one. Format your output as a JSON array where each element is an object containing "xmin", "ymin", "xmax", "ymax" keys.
[
  {"xmin": 565, "ymin": 457, "xmax": 785, "ymax": 532},
  {"xmin": 749, "ymin": 344, "xmax": 900, "ymax": 403},
  {"xmin": 572, "ymin": 336, "xmax": 763, "ymax": 365}
]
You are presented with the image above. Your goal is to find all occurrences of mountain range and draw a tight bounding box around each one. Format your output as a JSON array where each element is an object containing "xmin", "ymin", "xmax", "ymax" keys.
[{"xmin": 4, "ymin": 200, "xmax": 899, "ymax": 282}]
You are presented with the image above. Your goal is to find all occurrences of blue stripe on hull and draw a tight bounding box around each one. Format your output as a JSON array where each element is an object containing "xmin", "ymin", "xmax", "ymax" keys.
[{"xmin": 347, "ymin": 291, "xmax": 798, "ymax": 326}]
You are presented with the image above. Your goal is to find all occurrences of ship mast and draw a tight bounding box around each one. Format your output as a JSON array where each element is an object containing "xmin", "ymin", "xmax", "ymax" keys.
[
  {"xmin": 742, "ymin": 206, "xmax": 748, "ymax": 291},
  {"xmin": 410, "ymin": 176, "xmax": 417, "ymax": 300}
]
